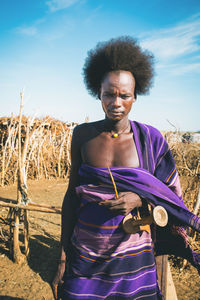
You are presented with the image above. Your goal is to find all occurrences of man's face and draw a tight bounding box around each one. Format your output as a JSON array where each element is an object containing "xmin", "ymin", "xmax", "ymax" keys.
[{"xmin": 100, "ymin": 71, "xmax": 136, "ymax": 121}]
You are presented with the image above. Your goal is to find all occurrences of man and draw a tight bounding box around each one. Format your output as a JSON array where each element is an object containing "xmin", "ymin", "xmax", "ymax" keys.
[{"xmin": 52, "ymin": 37, "xmax": 200, "ymax": 299}]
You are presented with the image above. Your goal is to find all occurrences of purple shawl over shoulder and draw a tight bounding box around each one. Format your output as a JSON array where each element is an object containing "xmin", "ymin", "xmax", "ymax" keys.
[{"xmin": 78, "ymin": 121, "xmax": 200, "ymax": 273}]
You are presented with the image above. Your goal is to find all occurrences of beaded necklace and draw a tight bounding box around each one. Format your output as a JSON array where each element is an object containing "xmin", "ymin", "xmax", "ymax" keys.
[{"xmin": 110, "ymin": 123, "xmax": 131, "ymax": 138}]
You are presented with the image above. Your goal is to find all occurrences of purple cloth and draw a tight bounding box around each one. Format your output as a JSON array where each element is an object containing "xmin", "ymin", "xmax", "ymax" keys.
[
  {"xmin": 62, "ymin": 121, "xmax": 200, "ymax": 299},
  {"xmin": 63, "ymin": 175, "xmax": 162, "ymax": 299},
  {"xmin": 78, "ymin": 164, "xmax": 200, "ymax": 232},
  {"xmin": 77, "ymin": 163, "xmax": 200, "ymax": 272}
]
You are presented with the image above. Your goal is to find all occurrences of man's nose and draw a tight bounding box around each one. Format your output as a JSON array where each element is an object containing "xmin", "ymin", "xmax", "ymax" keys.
[{"xmin": 112, "ymin": 95, "xmax": 121, "ymax": 106}]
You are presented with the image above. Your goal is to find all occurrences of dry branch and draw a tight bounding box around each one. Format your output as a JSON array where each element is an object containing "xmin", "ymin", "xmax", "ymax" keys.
[
  {"xmin": 193, "ymin": 183, "xmax": 200, "ymax": 216},
  {"xmin": 0, "ymin": 201, "xmax": 61, "ymax": 214},
  {"xmin": 0, "ymin": 115, "xmax": 74, "ymax": 186}
]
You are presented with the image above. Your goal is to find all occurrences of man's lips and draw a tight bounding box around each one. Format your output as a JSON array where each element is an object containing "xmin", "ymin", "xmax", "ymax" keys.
[{"xmin": 109, "ymin": 110, "xmax": 123, "ymax": 115}]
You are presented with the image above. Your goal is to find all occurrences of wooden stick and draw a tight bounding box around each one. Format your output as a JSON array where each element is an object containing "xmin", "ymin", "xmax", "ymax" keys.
[
  {"xmin": 13, "ymin": 89, "xmax": 25, "ymax": 264},
  {"xmin": 28, "ymin": 202, "xmax": 61, "ymax": 210},
  {"xmin": 12, "ymin": 210, "xmax": 25, "ymax": 264},
  {"xmin": 0, "ymin": 199, "xmax": 61, "ymax": 210},
  {"xmin": 108, "ymin": 167, "xmax": 152, "ymax": 234},
  {"xmin": 0, "ymin": 201, "xmax": 61, "ymax": 214},
  {"xmin": 24, "ymin": 210, "xmax": 29, "ymax": 257},
  {"xmin": 194, "ymin": 182, "xmax": 200, "ymax": 215},
  {"xmin": 108, "ymin": 167, "xmax": 119, "ymax": 198},
  {"xmin": 181, "ymin": 182, "xmax": 200, "ymax": 272}
]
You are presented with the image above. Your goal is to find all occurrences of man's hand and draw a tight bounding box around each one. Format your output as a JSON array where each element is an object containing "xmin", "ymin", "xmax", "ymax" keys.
[
  {"xmin": 51, "ymin": 261, "xmax": 65, "ymax": 300},
  {"xmin": 99, "ymin": 192, "xmax": 142, "ymax": 216}
]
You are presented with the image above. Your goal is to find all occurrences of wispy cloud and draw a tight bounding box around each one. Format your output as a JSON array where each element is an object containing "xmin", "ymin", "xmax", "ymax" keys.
[
  {"xmin": 84, "ymin": 5, "xmax": 103, "ymax": 24},
  {"xmin": 15, "ymin": 25, "xmax": 38, "ymax": 36},
  {"xmin": 14, "ymin": 18, "xmax": 45, "ymax": 37},
  {"xmin": 141, "ymin": 14, "xmax": 200, "ymax": 64},
  {"xmin": 140, "ymin": 14, "xmax": 200, "ymax": 76},
  {"xmin": 158, "ymin": 62, "xmax": 200, "ymax": 76},
  {"xmin": 173, "ymin": 63, "xmax": 200, "ymax": 75},
  {"xmin": 46, "ymin": 0, "xmax": 80, "ymax": 12}
]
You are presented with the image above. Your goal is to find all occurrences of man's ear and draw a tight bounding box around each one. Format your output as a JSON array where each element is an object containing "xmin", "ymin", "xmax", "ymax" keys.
[
  {"xmin": 132, "ymin": 97, "xmax": 137, "ymax": 103},
  {"xmin": 132, "ymin": 92, "xmax": 137, "ymax": 103}
]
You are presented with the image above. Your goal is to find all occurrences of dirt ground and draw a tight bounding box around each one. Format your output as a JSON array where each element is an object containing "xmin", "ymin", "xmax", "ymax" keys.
[{"xmin": 0, "ymin": 178, "xmax": 200, "ymax": 300}]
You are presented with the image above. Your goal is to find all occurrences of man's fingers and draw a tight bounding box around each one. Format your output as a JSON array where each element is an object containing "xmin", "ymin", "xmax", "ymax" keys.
[
  {"xmin": 100, "ymin": 202, "xmax": 127, "ymax": 215},
  {"xmin": 100, "ymin": 198, "xmax": 124, "ymax": 207}
]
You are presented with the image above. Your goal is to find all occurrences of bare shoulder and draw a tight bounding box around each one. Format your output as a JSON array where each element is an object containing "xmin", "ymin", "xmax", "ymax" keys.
[
  {"xmin": 69, "ymin": 121, "xmax": 102, "ymax": 186},
  {"xmin": 72, "ymin": 120, "xmax": 102, "ymax": 143}
]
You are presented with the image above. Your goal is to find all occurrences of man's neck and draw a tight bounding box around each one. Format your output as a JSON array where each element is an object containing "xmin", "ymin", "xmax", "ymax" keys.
[{"xmin": 103, "ymin": 117, "xmax": 130, "ymax": 133}]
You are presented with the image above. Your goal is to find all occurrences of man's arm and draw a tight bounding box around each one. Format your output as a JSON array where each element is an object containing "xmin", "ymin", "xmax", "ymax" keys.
[{"xmin": 52, "ymin": 126, "xmax": 82, "ymax": 299}]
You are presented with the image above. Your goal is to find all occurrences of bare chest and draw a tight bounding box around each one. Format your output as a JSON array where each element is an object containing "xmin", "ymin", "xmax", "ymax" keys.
[{"xmin": 81, "ymin": 132, "xmax": 140, "ymax": 168}]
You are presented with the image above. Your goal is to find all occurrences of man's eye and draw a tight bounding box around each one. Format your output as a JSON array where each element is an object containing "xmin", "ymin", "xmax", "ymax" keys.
[
  {"xmin": 121, "ymin": 95, "xmax": 130, "ymax": 99},
  {"xmin": 104, "ymin": 93, "xmax": 114, "ymax": 97}
]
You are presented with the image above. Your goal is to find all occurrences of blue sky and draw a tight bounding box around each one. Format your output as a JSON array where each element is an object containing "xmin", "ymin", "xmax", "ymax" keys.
[{"xmin": 0, "ymin": 0, "xmax": 199, "ymax": 131}]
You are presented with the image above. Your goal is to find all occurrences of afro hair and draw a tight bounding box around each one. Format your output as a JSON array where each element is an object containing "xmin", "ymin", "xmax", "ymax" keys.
[{"xmin": 83, "ymin": 36, "xmax": 154, "ymax": 99}]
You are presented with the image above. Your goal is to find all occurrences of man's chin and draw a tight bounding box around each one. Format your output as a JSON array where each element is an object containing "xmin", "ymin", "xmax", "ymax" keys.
[
  {"xmin": 107, "ymin": 113, "xmax": 124, "ymax": 120},
  {"xmin": 107, "ymin": 116, "xmax": 122, "ymax": 121}
]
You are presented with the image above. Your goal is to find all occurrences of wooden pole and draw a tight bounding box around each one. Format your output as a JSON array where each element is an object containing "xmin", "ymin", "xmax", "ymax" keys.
[
  {"xmin": 24, "ymin": 210, "xmax": 29, "ymax": 256},
  {"xmin": 20, "ymin": 114, "xmax": 31, "ymax": 258},
  {"xmin": 28, "ymin": 202, "xmax": 61, "ymax": 210},
  {"xmin": 0, "ymin": 201, "xmax": 61, "ymax": 214},
  {"xmin": 13, "ymin": 89, "xmax": 25, "ymax": 264},
  {"xmin": 193, "ymin": 182, "xmax": 200, "ymax": 215},
  {"xmin": 181, "ymin": 182, "xmax": 200, "ymax": 271},
  {"xmin": 13, "ymin": 91, "xmax": 24, "ymax": 264}
]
